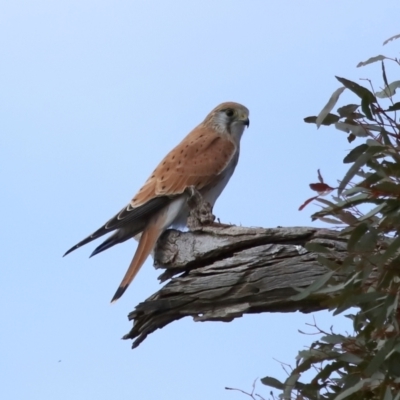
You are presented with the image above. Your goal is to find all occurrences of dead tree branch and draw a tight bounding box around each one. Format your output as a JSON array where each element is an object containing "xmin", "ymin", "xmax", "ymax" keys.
[{"xmin": 123, "ymin": 225, "xmax": 347, "ymax": 348}]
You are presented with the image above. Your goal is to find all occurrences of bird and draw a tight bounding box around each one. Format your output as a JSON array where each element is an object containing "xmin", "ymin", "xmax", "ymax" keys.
[{"xmin": 64, "ymin": 102, "xmax": 250, "ymax": 302}]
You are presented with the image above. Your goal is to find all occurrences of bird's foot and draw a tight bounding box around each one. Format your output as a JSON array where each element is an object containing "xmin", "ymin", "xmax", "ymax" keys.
[{"xmin": 185, "ymin": 186, "xmax": 215, "ymax": 230}]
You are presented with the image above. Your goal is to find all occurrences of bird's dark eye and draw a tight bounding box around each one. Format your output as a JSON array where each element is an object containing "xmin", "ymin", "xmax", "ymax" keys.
[{"xmin": 225, "ymin": 109, "xmax": 234, "ymax": 117}]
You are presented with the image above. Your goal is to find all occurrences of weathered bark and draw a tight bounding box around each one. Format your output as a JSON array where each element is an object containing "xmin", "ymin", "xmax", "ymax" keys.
[{"xmin": 123, "ymin": 225, "xmax": 347, "ymax": 348}]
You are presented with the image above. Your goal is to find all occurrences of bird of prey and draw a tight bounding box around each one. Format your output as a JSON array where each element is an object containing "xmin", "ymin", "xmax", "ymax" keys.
[{"xmin": 64, "ymin": 102, "xmax": 250, "ymax": 302}]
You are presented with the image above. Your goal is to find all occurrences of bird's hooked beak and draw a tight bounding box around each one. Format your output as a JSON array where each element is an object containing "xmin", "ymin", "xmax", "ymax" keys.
[{"xmin": 238, "ymin": 112, "xmax": 250, "ymax": 127}]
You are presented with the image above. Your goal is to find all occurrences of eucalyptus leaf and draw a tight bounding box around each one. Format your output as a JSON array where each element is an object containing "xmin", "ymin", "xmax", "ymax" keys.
[
  {"xmin": 318, "ymin": 216, "xmax": 344, "ymax": 224},
  {"xmin": 338, "ymin": 353, "xmax": 363, "ymax": 364},
  {"xmin": 387, "ymin": 102, "xmax": 400, "ymax": 112},
  {"xmin": 338, "ymin": 147, "xmax": 383, "ymax": 194},
  {"xmin": 335, "ymin": 76, "xmax": 376, "ymax": 102},
  {"xmin": 333, "ymin": 379, "xmax": 371, "ymax": 400},
  {"xmin": 364, "ymin": 337, "xmax": 396, "ymax": 376},
  {"xmin": 382, "ymin": 161, "xmax": 400, "ymax": 177},
  {"xmin": 361, "ymin": 94, "xmax": 374, "ymax": 120},
  {"xmin": 337, "ymin": 104, "xmax": 359, "ymax": 117},
  {"xmin": 335, "ymin": 121, "xmax": 369, "ymax": 137},
  {"xmin": 378, "ymin": 236, "xmax": 400, "ymax": 266},
  {"xmin": 304, "ymin": 114, "xmax": 340, "ymax": 126},
  {"xmin": 343, "ymin": 144, "xmax": 368, "ymax": 164},
  {"xmin": 366, "ymin": 138, "xmax": 385, "ymax": 147},
  {"xmin": 316, "ymin": 280, "xmax": 355, "ymax": 294},
  {"xmin": 361, "ymin": 124, "xmax": 382, "ymax": 132},
  {"xmin": 347, "ymin": 223, "xmax": 368, "ymax": 251},
  {"xmin": 336, "ymin": 211, "xmax": 359, "ymax": 225},
  {"xmin": 358, "ymin": 203, "xmax": 386, "ymax": 221},
  {"xmin": 383, "ymin": 33, "xmax": 400, "ymax": 45},
  {"xmin": 283, "ymin": 373, "xmax": 300, "ymax": 400},
  {"xmin": 316, "ymin": 87, "xmax": 346, "ymax": 128},
  {"xmin": 260, "ymin": 376, "xmax": 284, "ymax": 389},
  {"xmin": 382, "ymin": 60, "xmax": 389, "ymax": 88},
  {"xmin": 340, "ymin": 186, "xmax": 367, "ymax": 197},
  {"xmin": 357, "ymin": 55, "xmax": 387, "ymax": 68},
  {"xmin": 376, "ymin": 80, "xmax": 400, "ymax": 98},
  {"xmin": 297, "ymin": 348, "xmax": 332, "ymax": 361},
  {"xmin": 320, "ymin": 334, "xmax": 346, "ymax": 344},
  {"xmin": 355, "ymin": 227, "xmax": 378, "ymax": 253}
]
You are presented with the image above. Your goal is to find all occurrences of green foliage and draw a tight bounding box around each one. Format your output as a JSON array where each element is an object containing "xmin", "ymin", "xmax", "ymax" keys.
[{"xmin": 262, "ymin": 35, "xmax": 400, "ymax": 400}]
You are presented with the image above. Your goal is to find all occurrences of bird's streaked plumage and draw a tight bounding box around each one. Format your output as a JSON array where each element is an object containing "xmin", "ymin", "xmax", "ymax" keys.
[{"xmin": 64, "ymin": 102, "xmax": 250, "ymax": 302}]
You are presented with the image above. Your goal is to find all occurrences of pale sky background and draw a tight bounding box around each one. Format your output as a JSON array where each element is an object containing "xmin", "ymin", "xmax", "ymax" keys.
[{"xmin": 1, "ymin": 1, "xmax": 399, "ymax": 399}]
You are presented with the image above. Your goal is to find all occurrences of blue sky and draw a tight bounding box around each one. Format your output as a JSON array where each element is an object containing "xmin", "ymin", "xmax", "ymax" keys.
[{"xmin": 1, "ymin": 1, "xmax": 400, "ymax": 399}]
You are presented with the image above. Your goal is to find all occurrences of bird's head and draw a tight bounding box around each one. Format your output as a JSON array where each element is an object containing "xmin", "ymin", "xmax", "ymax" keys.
[{"xmin": 203, "ymin": 102, "xmax": 250, "ymax": 142}]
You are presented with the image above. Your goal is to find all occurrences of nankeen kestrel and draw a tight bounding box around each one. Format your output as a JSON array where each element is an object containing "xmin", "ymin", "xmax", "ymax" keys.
[{"xmin": 64, "ymin": 102, "xmax": 250, "ymax": 302}]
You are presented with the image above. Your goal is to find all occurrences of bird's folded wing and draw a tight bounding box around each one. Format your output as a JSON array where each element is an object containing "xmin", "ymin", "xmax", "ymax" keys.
[{"xmin": 131, "ymin": 128, "xmax": 237, "ymax": 206}]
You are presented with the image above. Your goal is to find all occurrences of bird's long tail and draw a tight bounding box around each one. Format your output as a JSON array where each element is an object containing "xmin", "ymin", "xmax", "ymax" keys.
[
  {"xmin": 110, "ymin": 216, "xmax": 164, "ymax": 303},
  {"xmin": 110, "ymin": 196, "xmax": 186, "ymax": 302}
]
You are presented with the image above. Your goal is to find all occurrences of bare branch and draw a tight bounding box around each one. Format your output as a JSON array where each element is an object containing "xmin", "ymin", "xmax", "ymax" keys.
[{"xmin": 123, "ymin": 225, "xmax": 347, "ymax": 348}]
